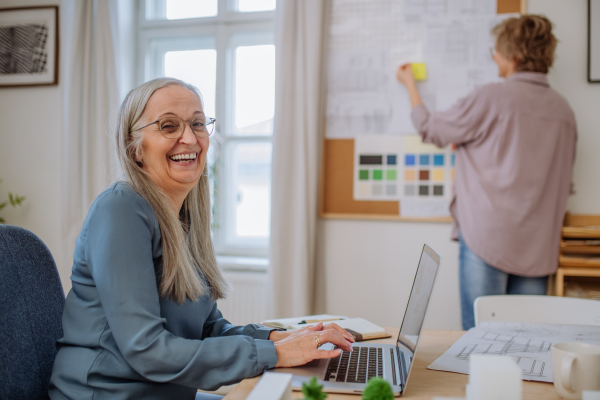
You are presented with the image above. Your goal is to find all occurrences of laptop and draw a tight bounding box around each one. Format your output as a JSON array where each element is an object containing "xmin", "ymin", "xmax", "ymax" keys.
[{"xmin": 273, "ymin": 244, "xmax": 441, "ymax": 396}]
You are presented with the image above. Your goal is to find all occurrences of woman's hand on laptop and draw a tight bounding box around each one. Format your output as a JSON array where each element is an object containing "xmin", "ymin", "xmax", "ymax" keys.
[{"xmin": 273, "ymin": 322, "xmax": 354, "ymax": 368}]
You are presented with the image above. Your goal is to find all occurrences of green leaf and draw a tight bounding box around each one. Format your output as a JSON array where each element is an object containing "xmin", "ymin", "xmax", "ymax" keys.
[
  {"xmin": 0, "ymin": 201, "xmax": 6, "ymax": 210},
  {"xmin": 301, "ymin": 376, "xmax": 327, "ymax": 400},
  {"xmin": 0, "ymin": 217, "xmax": 5, "ymax": 224},
  {"xmin": 362, "ymin": 377, "xmax": 394, "ymax": 400}
]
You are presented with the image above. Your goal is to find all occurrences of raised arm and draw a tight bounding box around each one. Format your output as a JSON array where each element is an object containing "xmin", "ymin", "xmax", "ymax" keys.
[{"xmin": 396, "ymin": 63, "xmax": 491, "ymax": 148}]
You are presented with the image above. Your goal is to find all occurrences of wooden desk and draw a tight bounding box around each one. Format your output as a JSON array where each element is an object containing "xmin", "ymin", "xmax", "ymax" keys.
[{"xmin": 224, "ymin": 328, "xmax": 560, "ymax": 400}]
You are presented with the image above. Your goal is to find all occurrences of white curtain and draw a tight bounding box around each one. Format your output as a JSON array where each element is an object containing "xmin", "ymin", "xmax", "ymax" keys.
[
  {"xmin": 269, "ymin": 0, "xmax": 326, "ymax": 318},
  {"xmin": 61, "ymin": 0, "xmax": 120, "ymax": 280}
]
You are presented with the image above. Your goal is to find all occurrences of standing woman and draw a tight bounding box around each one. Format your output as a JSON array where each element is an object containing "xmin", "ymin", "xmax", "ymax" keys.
[
  {"xmin": 396, "ymin": 15, "xmax": 577, "ymax": 330},
  {"xmin": 49, "ymin": 78, "xmax": 353, "ymax": 400}
]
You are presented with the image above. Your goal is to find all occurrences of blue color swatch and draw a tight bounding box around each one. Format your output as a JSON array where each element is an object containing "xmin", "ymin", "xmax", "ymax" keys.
[
  {"xmin": 387, "ymin": 155, "xmax": 397, "ymax": 165},
  {"xmin": 419, "ymin": 154, "xmax": 430, "ymax": 166},
  {"xmin": 433, "ymin": 154, "xmax": 444, "ymax": 166},
  {"xmin": 405, "ymin": 154, "xmax": 416, "ymax": 166}
]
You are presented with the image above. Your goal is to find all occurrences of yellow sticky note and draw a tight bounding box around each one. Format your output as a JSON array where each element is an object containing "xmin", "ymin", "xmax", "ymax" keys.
[{"xmin": 411, "ymin": 63, "xmax": 427, "ymax": 81}]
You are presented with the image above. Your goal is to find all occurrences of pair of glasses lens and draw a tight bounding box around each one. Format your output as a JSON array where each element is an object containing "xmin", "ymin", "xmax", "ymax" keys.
[{"xmin": 158, "ymin": 117, "xmax": 215, "ymax": 138}]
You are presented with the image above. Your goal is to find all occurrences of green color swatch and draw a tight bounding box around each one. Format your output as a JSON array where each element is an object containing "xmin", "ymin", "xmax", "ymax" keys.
[
  {"xmin": 359, "ymin": 170, "xmax": 369, "ymax": 180},
  {"xmin": 373, "ymin": 170, "xmax": 383, "ymax": 180},
  {"xmin": 386, "ymin": 170, "xmax": 397, "ymax": 180}
]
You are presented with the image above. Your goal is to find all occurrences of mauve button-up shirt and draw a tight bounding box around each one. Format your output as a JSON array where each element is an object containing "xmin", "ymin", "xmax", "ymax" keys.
[{"xmin": 411, "ymin": 72, "xmax": 577, "ymax": 277}]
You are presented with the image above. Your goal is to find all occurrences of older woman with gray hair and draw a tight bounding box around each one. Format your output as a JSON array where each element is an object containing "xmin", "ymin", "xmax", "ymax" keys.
[
  {"xmin": 396, "ymin": 15, "xmax": 577, "ymax": 330},
  {"xmin": 49, "ymin": 78, "xmax": 354, "ymax": 400}
]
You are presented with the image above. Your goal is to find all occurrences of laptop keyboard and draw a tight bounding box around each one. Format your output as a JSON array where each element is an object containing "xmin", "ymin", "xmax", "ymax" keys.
[{"xmin": 324, "ymin": 346, "xmax": 383, "ymax": 383}]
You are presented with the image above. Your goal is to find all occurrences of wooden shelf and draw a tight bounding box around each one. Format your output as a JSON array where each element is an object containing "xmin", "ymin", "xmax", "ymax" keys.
[
  {"xmin": 562, "ymin": 226, "xmax": 600, "ymax": 239},
  {"xmin": 561, "ymin": 240, "xmax": 600, "ymax": 254},
  {"xmin": 555, "ymin": 213, "xmax": 600, "ymax": 297},
  {"xmin": 559, "ymin": 255, "xmax": 600, "ymax": 268}
]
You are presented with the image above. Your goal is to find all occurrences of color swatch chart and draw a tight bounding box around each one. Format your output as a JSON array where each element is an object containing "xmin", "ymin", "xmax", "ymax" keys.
[
  {"xmin": 353, "ymin": 136, "xmax": 401, "ymax": 200},
  {"xmin": 353, "ymin": 135, "xmax": 454, "ymax": 203},
  {"xmin": 402, "ymin": 135, "xmax": 454, "ymax": 200}
]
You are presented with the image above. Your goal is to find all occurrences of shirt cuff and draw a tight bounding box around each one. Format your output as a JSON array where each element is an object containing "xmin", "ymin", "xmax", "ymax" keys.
[
  {"xmin": 411, "ymin": 104, "xmax": 430, "ymax": 131},
  {"xmin": 255, "ymin": 339, "xmax": 278, "ymax": 372},
  {"xmin": 248, "ymin": 324, "xmax": 277, "ymax": 340}
]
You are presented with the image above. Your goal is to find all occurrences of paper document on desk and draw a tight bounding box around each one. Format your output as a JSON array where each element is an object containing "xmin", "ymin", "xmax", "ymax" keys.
[{"xmin": 428, "ymin": 321, "xmax": 600, "ymax": 383}]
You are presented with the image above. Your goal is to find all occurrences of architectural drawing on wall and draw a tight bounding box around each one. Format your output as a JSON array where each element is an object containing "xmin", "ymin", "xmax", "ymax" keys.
[
  {"xmin": 428, "ymin": 321, "xmax": 600, "ymax": 383},
  {"xmin": 324, "ymin": 0, "xmax": 514, "ymax": 139}
]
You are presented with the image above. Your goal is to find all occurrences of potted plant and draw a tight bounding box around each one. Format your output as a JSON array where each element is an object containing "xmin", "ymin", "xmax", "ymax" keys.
[{"xmin": 0, "ymin": 179, "xmax": 25, "ymax": 223}]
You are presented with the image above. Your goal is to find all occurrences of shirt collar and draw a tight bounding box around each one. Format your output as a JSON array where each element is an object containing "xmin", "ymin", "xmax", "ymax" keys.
[{"xmin": 506, "ymin": 71, "xmax": 550, "ymax": 87}]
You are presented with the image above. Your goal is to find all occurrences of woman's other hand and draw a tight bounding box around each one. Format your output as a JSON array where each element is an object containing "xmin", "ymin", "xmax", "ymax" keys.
[
  {"xmin": 268, "ymin": 321, "xmax": 355, "ymax": 343},
  {"xmin": 396, "ymin": 63, "xmax": 415, "ymax": 87},
  {"xmin": 273, "ymin": 322, "xmax": 355, "ymax": 368}
]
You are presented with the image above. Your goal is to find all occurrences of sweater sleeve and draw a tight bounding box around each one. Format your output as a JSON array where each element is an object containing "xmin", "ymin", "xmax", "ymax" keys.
[
  {"xmin": 85, "ymin": 188, "xmax": 277, "ymax": 391},
  {"xmin": 411, "ymin": 86, "xmax": 491, "ymax": 148}
]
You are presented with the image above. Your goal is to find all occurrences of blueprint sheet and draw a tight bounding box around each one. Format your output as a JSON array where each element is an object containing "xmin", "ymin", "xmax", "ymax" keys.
[{"xmin": 428, "ymin": 321, "xmax": 600, "ymax": 382}]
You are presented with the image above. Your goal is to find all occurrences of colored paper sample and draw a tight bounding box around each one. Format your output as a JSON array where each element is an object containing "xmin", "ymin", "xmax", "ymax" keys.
[{"xmin": 411, "ymin": 62, "xmax": 427, "ymax": 81}]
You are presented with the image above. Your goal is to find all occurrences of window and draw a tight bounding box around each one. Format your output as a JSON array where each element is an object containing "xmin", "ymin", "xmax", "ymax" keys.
[{"xmin": 138, "ymin": 0, "xmax": 275, "ymax": 259}]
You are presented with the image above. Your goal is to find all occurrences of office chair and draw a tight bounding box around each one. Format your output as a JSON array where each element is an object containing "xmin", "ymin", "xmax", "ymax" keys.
[
  {"xmin": 474, "ymin": 295, "xmax": 600, "ymax": 327},
  {"xmin": 0, "ymin": 224, "xmax": 65, "ymax": 400}
]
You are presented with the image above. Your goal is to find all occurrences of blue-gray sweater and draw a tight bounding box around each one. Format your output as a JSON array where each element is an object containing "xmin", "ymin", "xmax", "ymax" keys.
[{"xmin": 49, "ymin": 182, "xmax": 277, "ymax": 400}]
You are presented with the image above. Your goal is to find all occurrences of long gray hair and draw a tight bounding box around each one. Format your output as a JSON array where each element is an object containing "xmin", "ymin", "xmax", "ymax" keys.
[{"xmin": 115, "ymin": 77, "xmax": 228, "ymax": 303}]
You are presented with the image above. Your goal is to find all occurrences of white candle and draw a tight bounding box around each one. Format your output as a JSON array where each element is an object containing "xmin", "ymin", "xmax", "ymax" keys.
[{"xmin": 466, "ymin": 355, "xmax": 522, "ymax": 400}]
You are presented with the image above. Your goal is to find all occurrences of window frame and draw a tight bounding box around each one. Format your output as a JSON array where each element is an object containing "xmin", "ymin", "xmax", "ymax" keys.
[{"xmin": 136, "ymin": 0, "xmax": 275, "ymax": 259}]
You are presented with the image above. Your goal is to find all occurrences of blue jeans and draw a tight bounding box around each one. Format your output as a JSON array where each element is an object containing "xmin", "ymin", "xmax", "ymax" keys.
[{"xmin": 459, "ymin": 234, "xmax": 548, "ymax": 330}]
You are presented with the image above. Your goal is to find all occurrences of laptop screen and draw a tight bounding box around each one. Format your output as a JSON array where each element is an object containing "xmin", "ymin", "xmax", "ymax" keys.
[{"xmin": 395, "ymin": 244, "xmax": 440, "ymax": 389}]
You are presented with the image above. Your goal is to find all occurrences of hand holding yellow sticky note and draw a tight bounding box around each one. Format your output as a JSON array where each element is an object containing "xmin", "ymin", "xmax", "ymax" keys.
[{"xmin": 411, "ymin": 62, "xmax": 427, "ymax": 81}]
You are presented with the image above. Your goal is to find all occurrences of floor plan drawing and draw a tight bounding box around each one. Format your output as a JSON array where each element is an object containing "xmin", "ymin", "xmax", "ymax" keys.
[{"xmin": 428, "ymin": 321, "xmax": 600, "ymax": 383}]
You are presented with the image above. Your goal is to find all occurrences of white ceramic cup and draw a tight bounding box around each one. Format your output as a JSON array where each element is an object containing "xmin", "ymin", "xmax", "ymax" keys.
[{"xmin": 552, "ymin": 342, "xmax": 600, "ymax": 400}]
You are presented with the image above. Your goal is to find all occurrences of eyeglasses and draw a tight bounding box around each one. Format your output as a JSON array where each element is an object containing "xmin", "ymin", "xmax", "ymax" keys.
[{"xmin": 133, "ymin": 117, "xmax": 216, "ymax": 139}]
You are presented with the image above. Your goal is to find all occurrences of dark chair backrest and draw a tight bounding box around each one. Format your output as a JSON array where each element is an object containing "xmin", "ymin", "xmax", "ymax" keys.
[{"xmin": 0, "ymin": 225, "xmax": 65, "ymax": 400}]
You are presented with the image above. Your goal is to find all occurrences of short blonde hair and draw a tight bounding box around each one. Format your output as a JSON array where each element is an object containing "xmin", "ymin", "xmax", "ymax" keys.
[{"xmin": 492, "ymin": 14, "xmax": 557, "ymax": 74}]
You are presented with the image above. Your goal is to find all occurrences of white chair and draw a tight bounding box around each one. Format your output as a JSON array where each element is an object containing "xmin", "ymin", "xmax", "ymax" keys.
[{"xmin": 474, "ymin": 295, "xmax": 600, "ymax": 327}]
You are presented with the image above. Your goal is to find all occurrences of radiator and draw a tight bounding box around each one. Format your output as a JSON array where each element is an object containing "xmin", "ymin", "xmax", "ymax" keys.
[{"xmin": 217, "ymin": 271, "xmax": 269, "ymax": 326}]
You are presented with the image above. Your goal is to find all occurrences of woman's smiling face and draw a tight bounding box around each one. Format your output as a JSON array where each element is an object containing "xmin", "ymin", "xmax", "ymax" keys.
[{"xmin": 137, "ymin": 85, "xmax": 209, "ymax": 203}]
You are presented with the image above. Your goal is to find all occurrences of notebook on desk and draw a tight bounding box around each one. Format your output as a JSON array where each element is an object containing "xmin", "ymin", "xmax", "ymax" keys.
[{"xmin": 272, "ymin": 244, "xmax": 441, "ymax": 397}]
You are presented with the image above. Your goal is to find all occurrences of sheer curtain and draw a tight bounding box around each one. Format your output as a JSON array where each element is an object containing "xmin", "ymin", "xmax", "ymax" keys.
[
  {"xmin": 60, "ymin": 0, "xmax": 120, "ymax": 283},
  {"xmin": 269, "ymin": 0, "xmax": 326, "ymax": 318}
]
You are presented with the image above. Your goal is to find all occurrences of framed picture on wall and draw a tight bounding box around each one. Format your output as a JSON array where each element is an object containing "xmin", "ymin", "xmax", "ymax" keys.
[
  {"xmin": 589, "ymin": 0, "xmax": 600, "ymax": 82},
  {"xmin": 0, "ymin": 6, "xmax": 59, "ymax": 87}
]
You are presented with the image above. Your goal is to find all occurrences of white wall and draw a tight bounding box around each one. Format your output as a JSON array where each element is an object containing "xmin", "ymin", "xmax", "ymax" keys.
[
  {"xmin": 315, "ymin": 0, "xmax": 600, "ymax": 331},
  {"xmin": 0, "ymin": 0, "xmax": 64, "ymax": 282}
]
